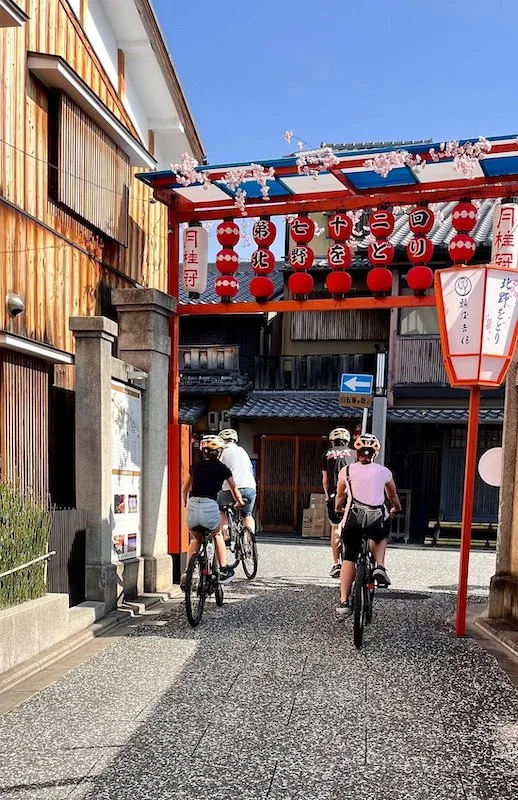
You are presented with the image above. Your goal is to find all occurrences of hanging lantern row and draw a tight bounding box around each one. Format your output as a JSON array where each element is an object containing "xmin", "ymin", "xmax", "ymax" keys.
[
  {"xmin": 326, "ymin": 213, "xmax": 352, "ymax": 298},
  {"xmin": 407, "ymin": 205, "xmax": 435, "ymax": 295},
  {"xmin": 449, "ymin": 201, "xmax": 478, "ymax": 264},
  {"xmin": 288, "ymin": 214, "xmax": 315, "ymax": 299},
  {"xmin": 215, "ymin": 219, "xmax": 240, "ymax": 302},
  {"xmin": 367, "ymin": 209, "xmax": 395, "ymax": 297},
  {"xmin": 250, "ymin": 217, "xmax": 276, "ymax": 302}
]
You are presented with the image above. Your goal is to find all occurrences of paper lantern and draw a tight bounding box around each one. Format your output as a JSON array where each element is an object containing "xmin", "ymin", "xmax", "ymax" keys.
[
  {"xmin": 368, "ymin": 240, "xmax": 395, "ymax": 267},
  {"xmin": 250, "ymin": 276, "xmax": 274, "ymax": 302},
  {"xmin": 328, "ymin": 213, "xmax": 352, "ymax": 242},
  {"xmin": 289, "ymin": 271, "xmax": 314, "ymax": 298},
  {"xmin": 369, "ymin": 209, "xmax": 395, "ymax": 238},
  {"xmin": 182, "ymin": 225, "xmax": 208, "ymax": 297},
  {"xmin": 252, "ymin": 218, "xmax": 276, "ymax": 247},
  {"xmin": 215, "ymin": 275, "xmax": 239, "ymax": 301},
  {"xmin": 216, "ymin": 220, "xmax": 240, "ymax": 247},
  {"xmin": 407, "ymin": 266, "xmax": 434, "ymax": 295},
  {"xmin": 407, "ymin": 237, "xmax": 434, "ymax": 265},
  {"xmin": 289, "ymin": 245, "xmax": 314, "ymax": 271},
  {"xmin": 290, "ymin": 215, "xmax": 315, "ymax": 244},
  {"xmin": 409, "ymin": 206, "xmax": 434, "ymax": 236},
  {"xmin": 449, "ymin": 234, "xmax": 476, "ymax": 264},
  {"xmin": 327, "ymin": 242, "xmax": 352, "ymax": 270},
  {"xmin": 216, "ymin": 248, "xmax": 239, "ymax": 274},
  {"xmin": 367, "ymin": 267, "xmax": 392, "ymax": 296},
  {"xmin": 251, "ymin": 248, "xmax": 275, "ymax": 275},
  {"xmin": 326, "ymin": 270, "xmax": 352, "ymax": 297},
  {"xmin": 451, "ymin": 202, "xmax": 478, "ymax": 233}
]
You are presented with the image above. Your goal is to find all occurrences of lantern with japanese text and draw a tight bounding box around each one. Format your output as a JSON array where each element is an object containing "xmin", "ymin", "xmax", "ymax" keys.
[
  {"xmin": 289, "ymin": 214, "xmax": 314, "ymax": 301},
  {"xmin": 408, "ymin": 206, "xmax": 434, "ymax": 236},
  {"xmin": 367, "ymin": 209, "xmax": 394, "ymax": 295},
  {"xmin": 328, "ymin": 212, "xmax": 353, "ymax": 242},
  {"xmin": 290, "ymin": 214, "xmax": 315, "ymax": 244},
  {"xmin": 250, "ymin": 276, "xmax": 274, "ymax": 302},
  {"xmin": 406, "ymin": 205, "xmax": 435, "ymax": 294},
  {"xmin": 251, "ymin": 248, "xmax": 275, "ymax": 275},
  {"xmin": 326, "ymin": 212, "xmax": 352, "ymax": 298},
  {"xmin": 250, "ymin": 217, "xmax": 276, "ymax": 299},
  {"xmin": 252, "ymin": 218, "xmax": 276, "ymax": 248},
  {"xmin": 216, "ymin": 217, "xmax": 240, "ymax": 300},
  {"xmin": 491, "ymin": 202, "xmax": 518, "ymax": 269},
  {"xmin": 182, "ymin": 224, "xmax": 208, "ymax": 299}
]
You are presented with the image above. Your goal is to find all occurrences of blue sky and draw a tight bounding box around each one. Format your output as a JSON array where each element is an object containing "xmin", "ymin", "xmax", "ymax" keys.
[{"xmin": 154, "ymin": 0, "xmax": 518, "ymax": 165}]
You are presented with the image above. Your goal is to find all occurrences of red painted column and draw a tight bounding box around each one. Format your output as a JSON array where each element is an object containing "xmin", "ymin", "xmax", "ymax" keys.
[
  {"xmin": 167, "ymin": 204, "xmax": 181, "ymax": 564},
  {"xmin": 455, "ymin": 385, "xmax": 481, "ymax": 636}
]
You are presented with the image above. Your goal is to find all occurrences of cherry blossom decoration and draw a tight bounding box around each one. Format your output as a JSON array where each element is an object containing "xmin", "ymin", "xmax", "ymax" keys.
[
  {"xmin": 365, "ymin": 138, "xmax": 492, "ymax": 180},
  {"xmin": 326, "ymin": 213, "xmax": 353, "ymax": 298},
  {"xmin": 250, "ymin": 218, "xmax": 277, "ymax": 302},
  {"xmin": 367, "ymin": 209, "xmax": 395, "ymax": 296},
  {"xmin": 449, "ymin": 201, "xmax": 478, "ymax": 264},
  {"xmin": 215, "ymin": 218, "xmax": 240, "ymax": 302},
  {"xmin": 289, "ymin": 214, "xmax": 315, "ymax": 299},
  {"xmin": 406, "ymin": 206, "xmax": 435, "ymax": 295}
]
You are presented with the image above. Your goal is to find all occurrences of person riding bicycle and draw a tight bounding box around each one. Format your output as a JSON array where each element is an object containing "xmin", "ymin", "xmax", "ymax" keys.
[
  {"xmin": 217, "ymin": 429, "xmax": 257, "ymax": 535},
  {"xmin": 181, "ymin": 436, "xmax": 244, "ymax": 589},
  {"xmin": 334, "ymin": 433, "xmax": 401, "ymax": 619},
  {"xmin": 322, "ymin": 428, "xmax": 355, "ymax": 578}
]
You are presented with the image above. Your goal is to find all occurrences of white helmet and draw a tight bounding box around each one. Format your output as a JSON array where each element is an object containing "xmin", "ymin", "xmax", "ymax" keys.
[
  {"xmin": 328, "ymin": 427, "xmax": 351, "ymax": 445},
  {"xmin": 354, "ymin": 433, "xmax": 380, "ymax": 458},
  {"xmin": 219, "ymin": 428, "xmax": 238, "ymax": 443}
]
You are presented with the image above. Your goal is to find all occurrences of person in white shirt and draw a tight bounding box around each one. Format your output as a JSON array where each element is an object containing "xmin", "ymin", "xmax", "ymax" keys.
[
  {"xmin": 334, "ymin": 433, "xmax": 401, "ymax": 620},
  {"xmin": 217, "ymin": 429, "xmax": 257, "ymax": 533}
]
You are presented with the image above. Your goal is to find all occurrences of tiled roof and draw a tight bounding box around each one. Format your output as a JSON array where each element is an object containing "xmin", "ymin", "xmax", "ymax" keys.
[
  {"xmin": 179, "ymin": 399, "xmax": 207, "ymax": 424},
  {"xmin": 179, "ymin": 261, "xmax": 284, "ymax": 305},
  {"xmin": 180, "ymin": 373, "xmax": 252, "ymax": 395},
  {"xmin": 388, "ymin": 407, "xmax": 503, "ymax": 424},
  {"xmin": 230, "ymin": 391, "xmax": 364, "ymax": 420}
]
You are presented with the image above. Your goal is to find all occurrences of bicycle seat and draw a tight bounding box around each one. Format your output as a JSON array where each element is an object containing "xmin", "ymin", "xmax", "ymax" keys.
[{"xmin": 191, "ymin": 525, "xmax": 212, "ymax": 535}]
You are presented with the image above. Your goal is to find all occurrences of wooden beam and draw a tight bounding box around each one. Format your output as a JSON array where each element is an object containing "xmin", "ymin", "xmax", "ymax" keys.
[
  {"xmin": 117, "ymin": 49, "xmax": 126, "ymax": 100},
  {"xmin": 148, "ymin": 129, "xmax": 155, "ymax": 157},
  {"xmin": 80, "ymin": 0, "xmax": 88, "ymax": 27},
  {"xmin": 177, "ymin": 294, "xmax": 437, "ymax": 316}
]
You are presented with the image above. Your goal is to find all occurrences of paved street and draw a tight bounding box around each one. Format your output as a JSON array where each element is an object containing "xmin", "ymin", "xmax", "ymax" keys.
[{"xmin": 1, "ymin": 542, "xmax": 517, "ymax": 799}]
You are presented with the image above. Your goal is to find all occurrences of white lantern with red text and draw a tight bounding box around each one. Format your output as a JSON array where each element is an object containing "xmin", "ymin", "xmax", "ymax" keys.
[
  {"xmin": 182, "ymin": 224, "xmax": 208, "ymax": 298},
  {"xmin": 491, "ymin": 202, "xmax": 518, "ymax": 270}
]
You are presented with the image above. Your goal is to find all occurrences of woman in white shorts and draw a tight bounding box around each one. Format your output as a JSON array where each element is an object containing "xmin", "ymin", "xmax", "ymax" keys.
[{"xmin": 181, "ymin": 436, "xmax": 244, "ymax": 587}]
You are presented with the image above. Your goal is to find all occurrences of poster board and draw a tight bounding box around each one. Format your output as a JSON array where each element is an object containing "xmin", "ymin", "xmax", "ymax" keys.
[{"xmin": 111, "ymin": 381, "xmax": 142, "ymax": 562}]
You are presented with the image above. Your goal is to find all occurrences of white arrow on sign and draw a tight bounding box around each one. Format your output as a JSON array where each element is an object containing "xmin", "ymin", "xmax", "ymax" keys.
[{"xmin": 343, "ymin": 376, "xmax": 372, "ymax": 392}]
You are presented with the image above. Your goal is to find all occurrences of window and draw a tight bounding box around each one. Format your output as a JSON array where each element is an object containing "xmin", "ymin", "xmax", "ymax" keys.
[{"xmin": 49, "ymin": 93, "xmax": 130, "ymax": 245}]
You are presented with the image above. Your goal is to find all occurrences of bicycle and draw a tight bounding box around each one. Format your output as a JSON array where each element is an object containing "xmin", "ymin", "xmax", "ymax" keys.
[
  {"xmin": 348, "ymin": 531, "xmax": 376, "ymax": 649},
  {"xmin": 222, "ymin": 499, "xmax": 258, "ymax": 580},
  {"xmin": 184, "ymin": 525, "xmax": 224, "ymax": 627}
]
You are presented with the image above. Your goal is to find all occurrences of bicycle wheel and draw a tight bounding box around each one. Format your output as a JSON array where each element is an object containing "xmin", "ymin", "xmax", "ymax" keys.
[
  {"xmin": 215, "ymin": 580, "xmax": 224, "ymax": 607},
  {"xmin": 185, "ymin": 554, "xmax": 206, "ymax": 627},
  {"xmin": 225, "ymin": 514, "xmax": 240, "ymax": 571},
  {"xmin": 353, "ymin": 563, "xmax": 366, "ymax": 648},
  {"xmin": 240, "ymin": 527, "xmax": 258, "ymax": 580}
]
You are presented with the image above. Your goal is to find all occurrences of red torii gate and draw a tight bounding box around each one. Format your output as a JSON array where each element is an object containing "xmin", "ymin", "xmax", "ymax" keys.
[{"xmin": 137, "ymin": 134, "xmax": 518, "ymax": 634}]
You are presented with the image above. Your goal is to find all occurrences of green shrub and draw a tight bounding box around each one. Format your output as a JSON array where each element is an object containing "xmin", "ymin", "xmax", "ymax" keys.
[{"xmin": 0, "ymin": 483, "xmax": 52, "ymax": 610}]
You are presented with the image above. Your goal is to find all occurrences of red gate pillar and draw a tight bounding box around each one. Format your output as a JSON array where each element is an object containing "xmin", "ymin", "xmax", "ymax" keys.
[{"xmin": 167, "ymin": 204, "xmax": 183, "ymax": 579}]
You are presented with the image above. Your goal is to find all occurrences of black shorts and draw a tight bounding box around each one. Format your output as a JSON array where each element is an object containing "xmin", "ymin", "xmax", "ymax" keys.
[
  {"xmin": 327, "ymin": 497, "xmax": 343, "ymax": 526},
  {"xmin": 341, "ymin": 504, "xmax": 389, "ymax": 563}
]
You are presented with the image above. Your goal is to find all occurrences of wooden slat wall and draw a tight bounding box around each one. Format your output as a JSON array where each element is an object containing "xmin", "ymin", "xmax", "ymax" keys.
[
  {"xmin": 291, "ymin": 309, "xmax": 390, "ymax": 341},
  {"xmin": 0, "ymin": 0, "xmax": 168, "ymax": 355},
  {"xmin": 394, "ymin": 337, "xmax": 448, "ymax": 385},
  {"xmin": 0, "ymin": 350, "xmax": 50, "ymax": 501}
]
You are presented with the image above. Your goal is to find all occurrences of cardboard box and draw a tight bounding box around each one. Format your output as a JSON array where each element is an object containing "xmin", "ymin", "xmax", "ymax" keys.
[
  {"xmin": 310, "ymin": 493, "xmax": 327, "ymax": 507},
  {"xmin": 302, "ymin": 508, "xmax": 326, "ymax": 537}
]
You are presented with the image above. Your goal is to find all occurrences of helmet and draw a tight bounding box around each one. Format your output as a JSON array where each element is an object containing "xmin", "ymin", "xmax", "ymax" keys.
[
  {"xmin": 219, "ymin": 429, "xmax": 238, "ymax": 443},
  {"xmin": 328, "ymin": 427, "xmax": 351, "ymax": 445},
  {"xmin": 354, "ymin": 433, "xmax": 381, "ymax": 457},
  {"xmin": 200, "ymin": 435, "xmax": 225, "ymax": 454}
]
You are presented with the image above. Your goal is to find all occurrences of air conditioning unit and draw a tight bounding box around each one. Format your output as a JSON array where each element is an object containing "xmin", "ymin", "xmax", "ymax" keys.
[
  {"xmin": 219, "ymin": 410, "xmax": 231, "ymax": 429},
  {"xmin": 207, "ymin": 411, "xmax": 220, "ymax": 432}
]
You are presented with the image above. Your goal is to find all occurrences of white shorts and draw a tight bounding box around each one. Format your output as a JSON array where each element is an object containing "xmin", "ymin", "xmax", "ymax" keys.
[{"xmin": 186, "ymin": 497, "xmax": 221, "ymax": 531}]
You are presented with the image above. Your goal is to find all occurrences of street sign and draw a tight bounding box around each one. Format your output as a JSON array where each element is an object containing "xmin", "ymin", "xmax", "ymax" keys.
[
  {"xmin": 339, "ymin": 373, "xmax": 373, "ymax": 395},
  {"xmin": 339, "ymin": 393, "xmax": 372, "ymax": 409}
]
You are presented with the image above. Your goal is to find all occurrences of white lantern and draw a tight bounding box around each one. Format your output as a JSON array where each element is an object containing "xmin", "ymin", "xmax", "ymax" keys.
[
  {"xmin": 491, "ymin": 202, "xmax": 518, "ymax": 270},
  {"xmin": 182, "ymin": 225, "xmax": 208, "ymax": 297},
  {"xmin": 435, "ymin": 264, "xmax": 518, "ymax": 387}
]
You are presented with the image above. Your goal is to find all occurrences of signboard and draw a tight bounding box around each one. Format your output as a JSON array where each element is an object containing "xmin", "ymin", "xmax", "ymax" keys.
[
  {"xmin": 491, "ymin": 202, "xmax": 518, "ymax": 269},
  {"xmin": 339, "ymin": 373, "xmax": 373, "ymax": 395},
  {"xmin": 182, "ymin": 225, "xmax": 208, "ymax": 296},
  {"xmin": 111, "ymin": 381, "xmax": 142, "ymax": 562},
  {"xmin": 339, "ymin": 393, "xmax": 372, "ymax": 409},
  {"xmin": 435, "ymin": 265, "xmax": 518, "ymax": 387},
  {"xmin": 478, "ymin": 447, "xmax": 502, "ymax": 488}
]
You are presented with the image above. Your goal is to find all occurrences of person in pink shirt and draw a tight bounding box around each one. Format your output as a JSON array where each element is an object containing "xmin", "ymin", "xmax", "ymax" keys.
[{"xmin": 334, "ymin": 433, "xmax": 401, "ymax": 620}]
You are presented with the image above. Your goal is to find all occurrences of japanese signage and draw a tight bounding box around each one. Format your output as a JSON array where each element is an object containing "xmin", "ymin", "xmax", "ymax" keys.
[
  {"xmin": 111, "ymin": 382, "xmax": 142, "ymax": 562},
  {"xmin": 182, "ymin": 225, "xmax": 208, "ymax": 295},
  {"xmin": 491, "ymin": 203, "xmax": 518, "ymax": 269},
  {"xmin": 339, "ymin": 393, "xmax": 372, "ymax": 409},
  {"xmin": 435, "ymin": 265, "xmax": 518, "ymax": 387}
]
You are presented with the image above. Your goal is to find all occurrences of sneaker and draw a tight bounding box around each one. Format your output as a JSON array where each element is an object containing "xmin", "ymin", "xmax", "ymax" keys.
[
  {"xmin": 330, "ymin": 563, "xmax": 341, "ymax": 578},
  {"xmin": 373, "ymin": 565, "xmax": 391, "ymax": 587},
  {"xmin": 180, "ymin": 572, "xmax": 187, "ymax": 592},
  {"xmin": 335, "ymin": 601, "xmax": 352, "ymax": 620},
  {"xmin": 218, "ymin": 567, "xmax": 235, "ymax": 585}
]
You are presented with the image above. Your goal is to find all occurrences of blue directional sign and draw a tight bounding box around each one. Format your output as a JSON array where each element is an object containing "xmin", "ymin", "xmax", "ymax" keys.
[{"xmin": 340, "ymin": 373, "xmax": 373, "ymax": 395}]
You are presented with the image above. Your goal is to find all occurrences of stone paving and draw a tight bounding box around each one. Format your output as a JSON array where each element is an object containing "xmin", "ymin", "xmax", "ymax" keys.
[{"xmin": 1, "ymin": 543, "xmax": 518, "ymax": 799}]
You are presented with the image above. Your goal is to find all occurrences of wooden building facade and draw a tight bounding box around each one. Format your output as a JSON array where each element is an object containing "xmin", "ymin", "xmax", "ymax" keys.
[{"xmin": 0, "ymin": 0, "xmax": 204, "ymax": 503}]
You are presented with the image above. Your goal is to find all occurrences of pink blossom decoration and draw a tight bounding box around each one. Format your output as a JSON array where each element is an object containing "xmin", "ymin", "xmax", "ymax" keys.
[
  {"xmin": 285, "ymin": 130, "xmax": 294, "ymax": 143},
  {"xmin": 428, "ymin": 137, "xmax": 492, "ymax": 178}
]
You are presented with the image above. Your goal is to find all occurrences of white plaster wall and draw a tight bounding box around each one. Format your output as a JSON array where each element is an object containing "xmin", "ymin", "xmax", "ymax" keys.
[{"xmin": 86, "ymin": 0, "xmax": 118, "ymax": 90}]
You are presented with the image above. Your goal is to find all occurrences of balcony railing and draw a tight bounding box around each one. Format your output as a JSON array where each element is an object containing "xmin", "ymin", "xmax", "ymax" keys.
[
  {"xmin": 255, "ymin": 354, "xmax": 376, "ymax": 391},
  {"xmin": 180, "ymin": 346, "xmax": 239, "ymax": 372},
  {"xmin": 394, "ymin": 337, "xmax": 448, "ymax": 385}
]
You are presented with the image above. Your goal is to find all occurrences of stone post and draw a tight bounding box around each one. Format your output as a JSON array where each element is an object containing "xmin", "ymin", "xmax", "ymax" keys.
[
  {"xmin": 111, "ymin": 288, "xmax": 175, "ymax": 593},
  {"xmin": 70, "ymin": 316, "xmax": 118, "ymax": 611}
]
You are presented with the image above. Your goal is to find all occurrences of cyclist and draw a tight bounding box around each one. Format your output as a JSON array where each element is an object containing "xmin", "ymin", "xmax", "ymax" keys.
[
  {"xmin": 217, "ymin": 429, "xmax": 257, "ymax": 535},
  {"xmin": 322, "ymin": 428, "xmax": 355, "ymax": 578},
  {"xmin": 181, "ymin": 436, "xmax": 244, "ymax": 588},
  {"xmin": 334, "ymin": 433, "xmax": 401, "ymax": 619}
]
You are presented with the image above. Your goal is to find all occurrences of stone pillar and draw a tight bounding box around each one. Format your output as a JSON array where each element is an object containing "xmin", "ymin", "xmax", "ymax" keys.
[
  {"xmin": 70, "ymin": 316, "xmax": 118, "ymax": 611},
  {"xmin": 489, "ymin": 359, "xmax": 518, "ymax": 621},
  {"xmin": 112, "ymin": 288, "xmax": 175, "ymax": 593}
]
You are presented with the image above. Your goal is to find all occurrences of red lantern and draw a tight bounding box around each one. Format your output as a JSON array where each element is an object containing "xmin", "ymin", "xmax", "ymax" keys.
[
  {"xmin": 290, "ymin": 215, "xmax": 315, "ymax": 244},
  {"xmin": 215, "ymin": 275, "xmax": 239, "ymax": 301},
  {"xmin": 409, "ymin": 206, "xmax": 434, "ymax": 236},
  {"xmin": 328, "ymin": 213, "xmax": 352, "ymax": 242},
  {"xmin": 407, "ymin": 266, "xmax": 434, "ymax": 295},
  {"xmin": 407, "ymin": 237, "xmax": 434, "ymax": 265},
  {"xmin": 290, "ymin": 245, "xmax": 314, "ymax": 271},
  {"xmin": 216, "ymin": 220, "xmax": 240, "ymax": 247},
  {"xmin": 368, "ymin": 240, "xmax": 395, "ymax": 267},
  {"xmin": 451, "ymin": 202, "xmax": 478, "ymax": 233},
  {"xmin": 449, "ymin": 233, "xmax": 476, "ymax": 264},
  {"xmin": 250, "ymin": 276, "xmax": 274, "ymax": 302},
  {"xmin": 367, "ymin": 267, "xmax": 392, "ymax": 296},
  {"xmin": 326, "ymin": 270, "xmax": 352, "ymax": 297},
  {"xmin": 251, "ymin": 248, "xmax": 275, "ymax": 275},
  {"xmin": 369, "ymin": 209, "xmax": 395, "ymax": 238},
  {"xmin": 289, "ymin": 271, "xmax": 314, "ymax": 298},
  {"xmin": 252, "ymin": 219, "xmax": 276, "ymax": 247},
  {"xmin": 327, "ymin": 242, "xmax": 352, "ymax": 270},
  {"xmin": 216, "ymin": 248, "xmax": 239, "ymax": 274}
]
